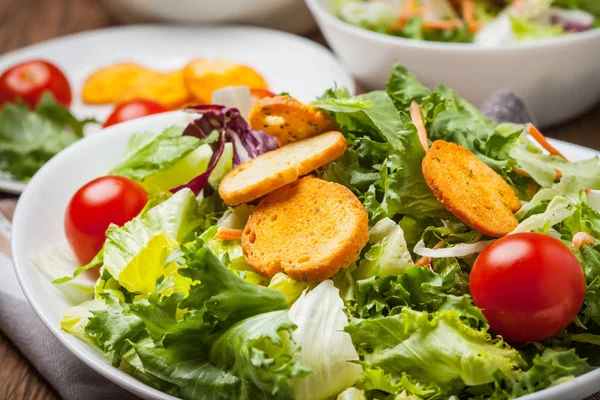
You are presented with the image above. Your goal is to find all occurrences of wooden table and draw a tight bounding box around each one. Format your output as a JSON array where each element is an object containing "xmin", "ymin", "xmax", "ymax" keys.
[{"xmin": 0, "ymin": 1, "xmax": 599, "ymax": 399}]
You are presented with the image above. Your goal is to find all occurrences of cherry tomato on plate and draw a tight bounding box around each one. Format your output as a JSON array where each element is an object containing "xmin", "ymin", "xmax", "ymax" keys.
[
  {"xmin": 250, "ymin": 88, "xmax": 276, "ymax": 104},
  {"xmin": 0, "ymin": 60, "xmax": 72, "ymax": 107},
  {"xmin": 103, "ymin": 99, "xmax": 169, "ymax": 128},
  {"xmin": 65, "ymin": 175, "xmax": 148, "ymax": 264},
  {"xmin": 470, "ymin": 232, "xmax": 585, "ymax": 343}
]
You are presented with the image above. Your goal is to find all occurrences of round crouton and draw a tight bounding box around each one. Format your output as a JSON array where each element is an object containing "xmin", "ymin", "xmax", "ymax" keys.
[
  {"xmin": 242, "ymin": 176, "xmax": 369, "ymax": 282},
  {"xmin": 422, "ymin": 140, "xmax": 520, "ymax": 237},
  {"xmin": 218, "ymin": 131, "xmax": 347, "ymax": 206},
  {"xmin": 248, "ymin": 96, "xmax": 339, "ymax": 145}
]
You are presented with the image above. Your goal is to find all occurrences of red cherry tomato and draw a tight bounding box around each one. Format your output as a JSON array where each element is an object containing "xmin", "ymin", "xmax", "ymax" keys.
[
  {"xmin": 103, "ymin": 99, "xmax": 169, "ymax": 128},
  {"xmin": 0, "ymin": 60, "xmax": 72, "ymax": 107},
  {"xmin": 65, "ymin": 176, "xmax": 147, "ymax": 264},
  {"xmin": 470, "ymin": 232, "xmax": 585, "ymax": 343},
  {"xmin": 250, "ymin": 88, "xmax": 276, "ymax": 104}
]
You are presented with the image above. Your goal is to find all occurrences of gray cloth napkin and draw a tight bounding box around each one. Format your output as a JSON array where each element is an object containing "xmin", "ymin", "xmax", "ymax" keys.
[{"xmin": 0, "ymin": 90, "xmax": 598, "ymax": 400}]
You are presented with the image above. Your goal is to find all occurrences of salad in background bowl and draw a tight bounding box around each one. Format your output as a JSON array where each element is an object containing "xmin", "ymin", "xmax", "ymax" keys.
[
  {"xmin": 11, "ymin": 65, "xmax": 600, "ymax": 399},
  {"xmin": 306, "ymin": 0, "xmax": 600, "ymax": 128},
  {"xmin": 334, "ymin": 0, "xmax": 599, "ymax": 45}
]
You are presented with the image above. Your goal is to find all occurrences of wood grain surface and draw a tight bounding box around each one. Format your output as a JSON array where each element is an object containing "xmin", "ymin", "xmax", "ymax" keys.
[{"xmin": 0, "ymin": 1, "xmax": 598, "ymax": 399}]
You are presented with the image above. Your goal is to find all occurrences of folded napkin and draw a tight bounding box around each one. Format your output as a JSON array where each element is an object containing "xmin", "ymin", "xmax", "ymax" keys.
[{"xmin": 0, "ymin": 91, "xmax": 598, "ymax": 400}]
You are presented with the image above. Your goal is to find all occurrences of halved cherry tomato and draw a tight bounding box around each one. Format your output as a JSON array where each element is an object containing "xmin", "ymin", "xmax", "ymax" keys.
[
  {"xmin": 0, "ymin": 60, "xmax": 72, "ymax": 107},
  {"xmin": 103, "ymin": 99, "xmax": 169, "ymax": 128},
  {"xmin": 65, "ymin": 176, "xmax": 147, "ymax": 264},
  {"xmin": 250, "ymin": 88, "xmax": 276, "ymax": 105},
  {"xmin": 470, "ymin": 232, "xmax": 585, "ymax": 343}
]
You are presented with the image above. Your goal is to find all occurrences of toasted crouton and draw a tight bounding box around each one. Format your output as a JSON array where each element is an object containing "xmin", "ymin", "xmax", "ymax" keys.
[
  {"xmin": 82, "ymin": 63, "xmax": 162, "ymax": 105},
  {"xmin": 119, "ymin": 70, "xmax": 191, "ymax": 109},
  {"xmin": 242, "ymin": 176, "xmax": 369, "ymax": 282},
  {"xmin": 183, "ymin": 58, "xmax": 268, "ymax": 104},
  {"xmin": 248, "ymin": 96, "xmax": 339, "ymax": 145},
  {"xmin": 422, "ymin": 140, "xmax": 520, "ymax": 237},
  {"xmin": 218, "ymin": 131, "xmax": 347, "ymax": 205}
]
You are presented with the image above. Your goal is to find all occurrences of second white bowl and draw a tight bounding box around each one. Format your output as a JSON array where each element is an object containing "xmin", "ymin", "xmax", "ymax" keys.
[{"xmin": 306, "ymin": 0, "xmax": 600, "ymax": 127}]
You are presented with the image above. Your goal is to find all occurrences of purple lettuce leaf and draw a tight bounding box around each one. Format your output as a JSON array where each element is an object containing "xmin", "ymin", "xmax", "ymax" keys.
[
  {"xmin": 548, "ymin": 8, "xmax": 594, "ymax": 33},
  {"xmin": 171, "ymin": 105, "xmax": 278, "ymax": 195}
]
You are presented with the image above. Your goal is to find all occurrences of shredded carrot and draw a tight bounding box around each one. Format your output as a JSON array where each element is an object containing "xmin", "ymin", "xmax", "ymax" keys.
[
  {"xmin": 527, "ymin": 181, "xmax": 539, "ymax": 198},
  {"xmin": 410, "ymin": 101, "xmax": 429, "ymax": 151},
  {"xmin": 214, "ymin": 228, "xmax": 243, "ymax": 241},
  {"xmin": 461, "ymin": 0, "xmax": 480, "ymax": 32},
  {"xmin": 466, "ymin": 21, "xmax": 481, "ymax": 33},
  {"xmin": 513, "ymin": 0, "xmax": 524, "ymax": 10},
  {"xmin": 513, "ymin": 168, "xmax": 531, "ymax": 178},
  {"xmin": 421, "ymin": 20, "xmax": 461, "ymax": 30},
  {"xmin": 555, "ymin": 169, "xmax": 563, "ymax": 180},
  {"xmin": 526, "ymin": 123, "xmax": 567, "ymax": 161},
  {"xmin": 416, "ymin": 241, "xmax": 445, "ymax": 266},
  {"xmin": 573, "ymin": 232, "xmax": 597, "ymax": 250},
  {"xmin": 514, "ymin": 167, "xmax": 561, "ymax": 181},
  {"xmin": 393, "ymin": 0, "xmax": 418, "ymax": 29}
]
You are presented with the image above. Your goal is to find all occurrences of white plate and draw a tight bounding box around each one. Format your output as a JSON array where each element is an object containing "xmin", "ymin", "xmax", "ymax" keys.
[
  {"xmin": 11, "ymin": 110, "xmax": 600, "ymax": 400},
  {"xmin": 0, "ymin": 24, "xmax": 354, "ymax": 194}
]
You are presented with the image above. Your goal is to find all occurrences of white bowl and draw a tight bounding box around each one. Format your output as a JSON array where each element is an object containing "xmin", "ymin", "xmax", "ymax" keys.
[
  {"xmin": 103, "ymin": 0, "xmax": 316, "ymax": 35},
  {"xmin": 11, "ymin": 107, "xmax": 600, "ymax": 398},
  {"xmin": 305, "ymin": 0, "xmax": 600, "ymax": 127}
]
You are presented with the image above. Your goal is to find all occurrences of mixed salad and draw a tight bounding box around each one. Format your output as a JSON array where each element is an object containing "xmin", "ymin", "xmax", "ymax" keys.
[
  {"xmin": 335, "ymin": 0, "xmax": 599, "ymax": 45},
  {"xmin": 33, "ymin": 64, "xmax": 600, "ymax": 400}
]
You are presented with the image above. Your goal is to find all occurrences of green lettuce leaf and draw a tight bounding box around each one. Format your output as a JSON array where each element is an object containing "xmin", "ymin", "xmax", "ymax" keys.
[
  {"xmin": 268, "ymin": 272, "xmax": 313, "ymax": 305},
  {"xmin": 355, "ymin": 265, "xmax": 487, "ymax": 329},
  {"xmin": 82, "ymin": 237, "xmax": 302, "ymax": 399},
  {"xmin": 355, "ymin": 218, "xmax": 414, "ymax": 279},
  {"xmin": 346, "ymin": 308, "xmax": 525, "ymax": 388},
  {"xmin": 576, "ymin": 244, "xmax": 600, "ymax": 327},
  {"xmin": 387, "ymin": 64, "xmax": 524, "ymax": 173},
  {"xmin": 118, "ymin": 232, "xmax": 190, "ymax": 295},
  {"xmin": 336, "ymin": 387, "xmax": 367, "ymax": 400},
  {"xmin": 85, "ymin": 293, "xmax": 146, "ymax": 365},
  {"xmin": 103, "ymin": 188, "xmax": 201, "ymax": 281},
  {"xmin": 0, "ymin": 93, "xmax": 96, "ymax": 181},
  {"xmin": 510, "ymin": 145, "xmax": 600, "ymax": 189},
  {"xmin": 132, "ymin": 344, "xmax": 241, "ymax": 400},
  {"xmin": 177, "ymin": 239, "xmax": 288, "ymax": 329},
  {"xmin": 359, "ymin": 367, "xmax": 445, "ymax": 399},
  {"xmin": 110, "ymin": 126, "xmax": 216, "ymax": 193},
  {"xmin": 210, "ymin": 310, "xmax": 308, "ymax": 399},
  {"xmin": 60, "ymin": 299, "xmax": 107, "ymax": 341},
  {"xmin": 477, "ymin": 349, "xmax": 592, "ymax": 399},
  {"xmin": 200, "ymin": 225, "xmax": 248, "ymax": 271},
  {"xmin": 511, "ymin": 16, "xmax": 564, "ymax": 41},
  {"xmin": 30, "ymin": 242, "xmax": 97, "ymax": 300},
  {"xmin": 289, "ymin": 280, "xmax": 362, "ymax": 400},
  {"xmin": 314, "ymin": 89, "xmax": 445, "ymax": 219},
  {"xmin": 514, "ymin": 177, "xmax": 590, "ymax": 234}
]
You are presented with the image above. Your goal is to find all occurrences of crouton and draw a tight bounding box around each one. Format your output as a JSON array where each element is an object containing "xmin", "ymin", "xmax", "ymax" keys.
[
  {"xmin": 82, "ymin": 63, "xmax": 162, "ymax": 105},
  {"xmin": 248, "ymin": 96, "xmax": 339, "ymax": 145},
  {"xmin": 218, "ymin": 131, "xmax": 347, "ymax": 205},
  {"xmin": 242, "ymin": 176, "xmax": 369, "ymax": 282},
  {"xmin": 183, "ymin": 58, "xmax": 267, "ymax": 104},
  {"xmin": 422, "ymin": 140, "xmax": 520, "ymax": 237},
  {"xmin": 119, "ymin": 70, "xmax": 191, "ymax": 109}
]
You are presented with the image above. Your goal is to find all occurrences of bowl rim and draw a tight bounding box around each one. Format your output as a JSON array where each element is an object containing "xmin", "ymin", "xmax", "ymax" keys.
[{"xmin": 305, "ymin": 0, "xmax": 600, "ymax": 51}]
